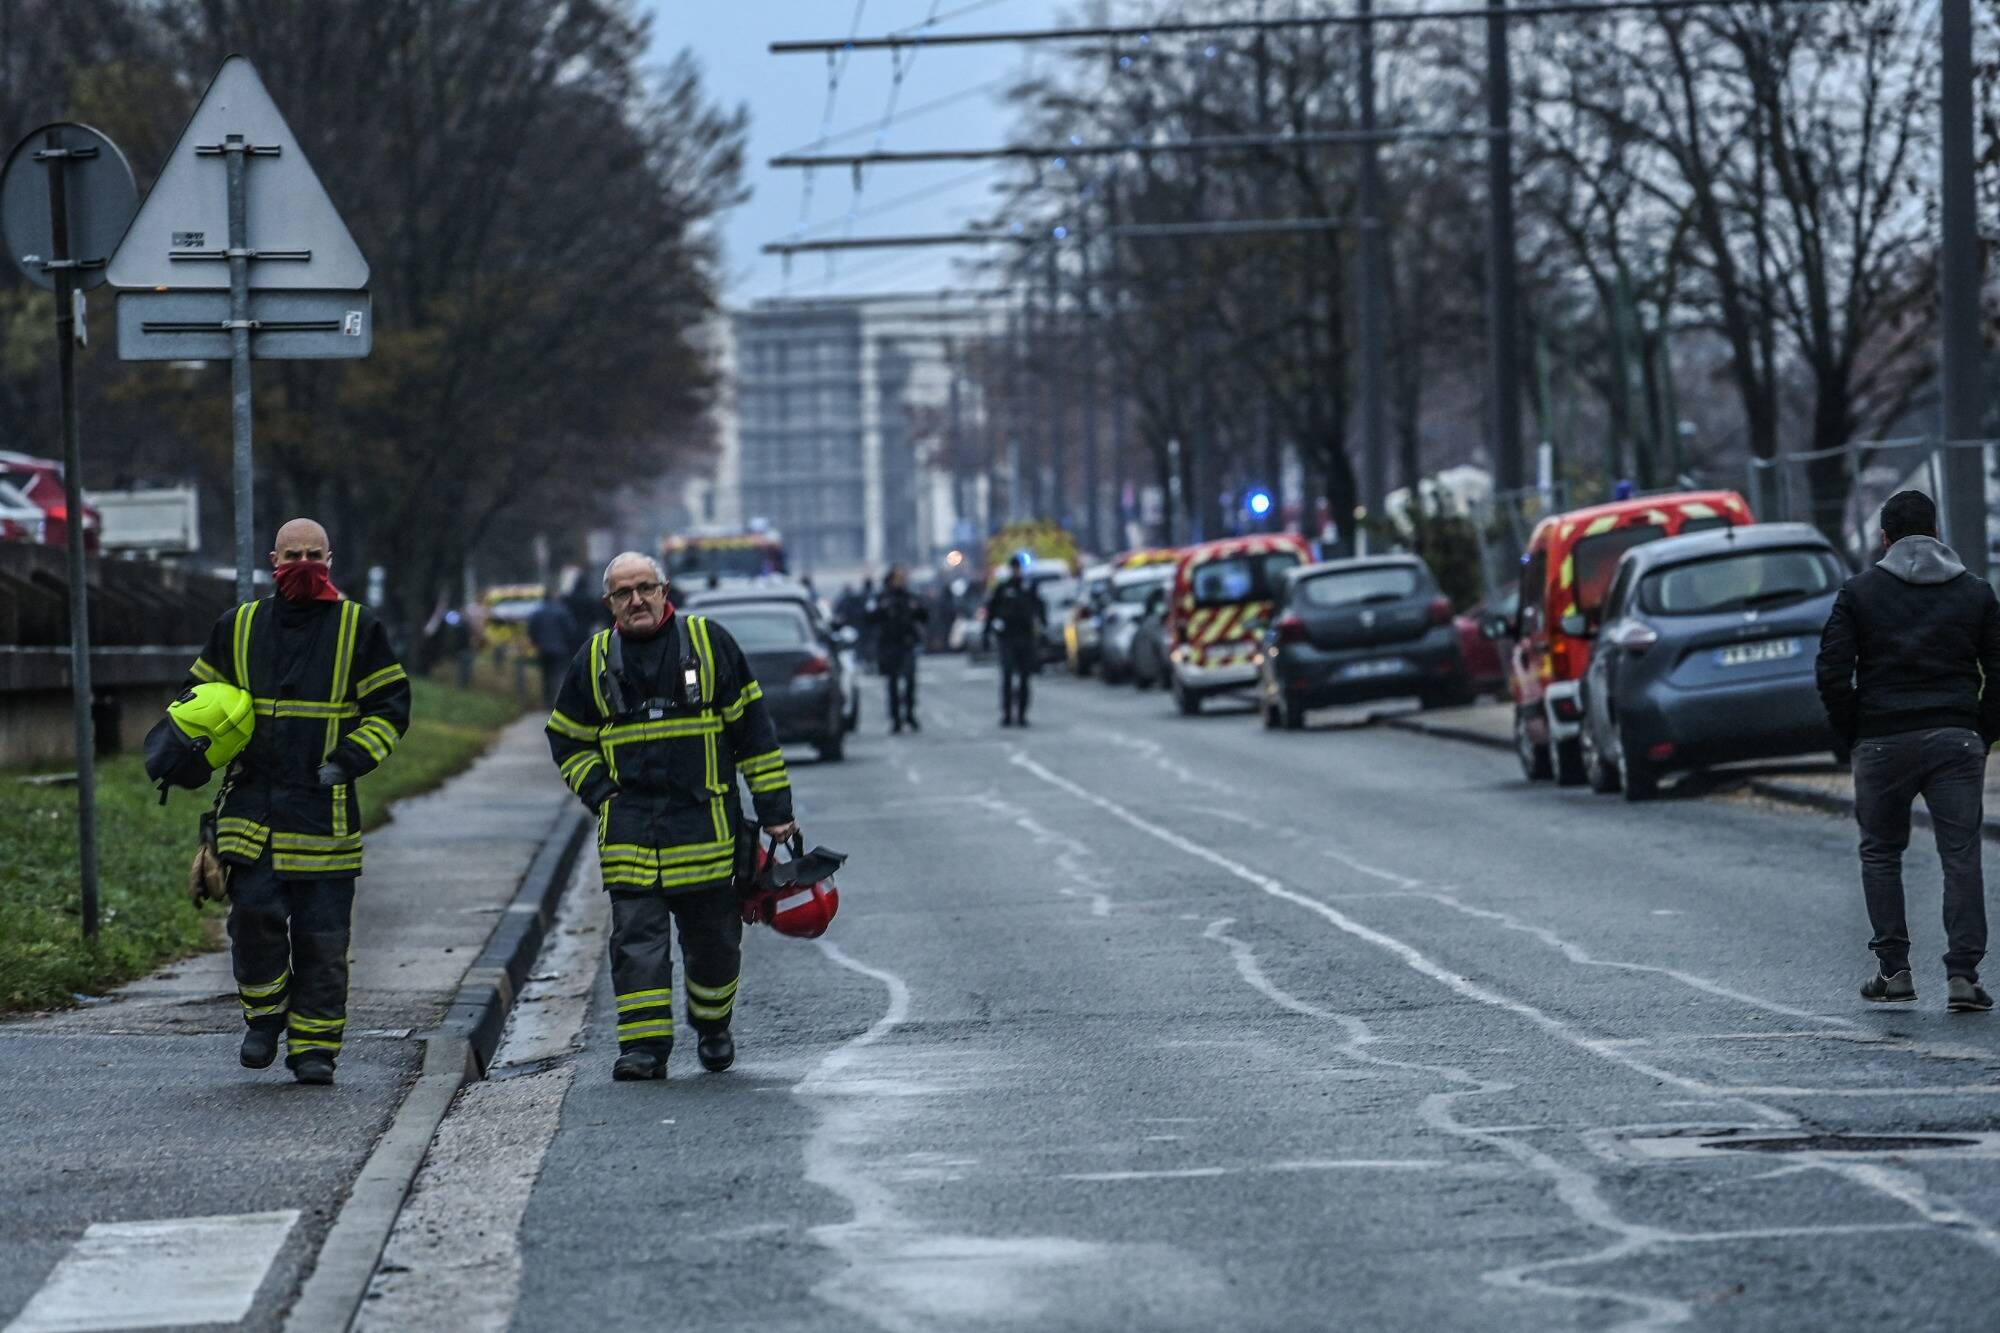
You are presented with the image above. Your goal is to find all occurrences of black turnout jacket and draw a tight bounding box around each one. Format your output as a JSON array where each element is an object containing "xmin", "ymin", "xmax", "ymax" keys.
[
  {"xmin": 188, "ymin": 596, "xmax": 412, "ymax": 879},
  {"xmin": 546, "ymin": 614, "xmax": 793, "ymax": 893}
]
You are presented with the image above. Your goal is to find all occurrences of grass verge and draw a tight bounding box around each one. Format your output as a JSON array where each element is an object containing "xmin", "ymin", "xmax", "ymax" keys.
[{"xmin": 0, "ymin": 676, "xmax": 523, "ymax": 1014}]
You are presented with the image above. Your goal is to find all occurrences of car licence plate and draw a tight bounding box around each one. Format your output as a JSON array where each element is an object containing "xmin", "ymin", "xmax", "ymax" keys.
[
  {"xmin": 1340, "ymin": 657, "xmax": 1409, "ymax": 680},
  {"xmin": 1716, "ymin": 638, "xmax": 1801, "ymax": 668}
]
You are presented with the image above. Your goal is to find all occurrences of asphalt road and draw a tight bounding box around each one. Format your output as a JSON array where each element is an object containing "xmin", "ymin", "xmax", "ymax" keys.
[{"xmin": 382, "ymin": 665, "xmax": 2000, "ymax": 1330}]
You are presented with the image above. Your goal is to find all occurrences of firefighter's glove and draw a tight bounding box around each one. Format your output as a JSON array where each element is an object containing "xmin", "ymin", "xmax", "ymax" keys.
[{"xmin": 317, "ymin": 761, "xmax": 349, "ymax": 788}]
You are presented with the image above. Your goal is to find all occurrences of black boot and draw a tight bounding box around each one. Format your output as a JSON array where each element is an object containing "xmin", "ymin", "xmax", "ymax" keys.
[
  {"xmin": 905, "ymin": 714, "xmax": 920, "ymax": 732},
  {"xmin": 292, "ymin": 1054, "xmax": 336, "ymax": 1086},
  {"xmin": 613, "ymin": 1046, "xmax": 668, "ymax": 1081},
  {"xmin": 240, "ymin": 1026, "xmax": 280, "ymax": 1070},
  {"xmin": 697, "ymin": 1030, "xmax": 735, "ymax": 1072}
]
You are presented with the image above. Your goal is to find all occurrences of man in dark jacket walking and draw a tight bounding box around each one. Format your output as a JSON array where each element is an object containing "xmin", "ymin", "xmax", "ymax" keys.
[
  {"xmin": 870, "ymin": 565, "xmax": 930, "ymax": 733},
  {"xmin": 1816, "ymin": 490, "xmax": 2000, "ymax": 1011},
  {"xmin": 983, "ymin": 556, "xmax": 1047, "ymax": 727}
]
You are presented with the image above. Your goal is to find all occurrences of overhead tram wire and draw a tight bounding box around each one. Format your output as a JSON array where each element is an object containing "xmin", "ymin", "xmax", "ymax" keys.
[
  {"xmin": 762, "ymin": 218, "xmax": 1350, "ymax": 255},
  {"xmin": 771, "ymin": 0, "xmax": 1837, "ymax": 53},
  {"xmin": 772, "ymin": 127, "xmax": 1497, "ymax": 169}
]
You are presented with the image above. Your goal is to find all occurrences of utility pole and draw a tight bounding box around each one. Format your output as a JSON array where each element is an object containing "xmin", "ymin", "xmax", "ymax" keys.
[
  {"xmin": 1356, "ymin": 0, "xmax": 1390, "ymax": 518},
  {"xmin": 1484, "ymin": 0, "xmax": 1524, "ymax": 496},
  {"xmin": 1941, "ymin": 0, "xmax": 1987, "ymax": 580},
  {"xmin": 1045, "ymin": 242, "xmax": 1065, "ymax": 529},
  {"xmin": 1079, "ymin": 217, "xmax": 1104, "ymax": 552}
]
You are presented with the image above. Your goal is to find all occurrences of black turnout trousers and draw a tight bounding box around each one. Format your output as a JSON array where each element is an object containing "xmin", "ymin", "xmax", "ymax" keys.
[
  {"xmin": 228, "ymin": 853, "xmax": 355, "ymax": 1070},
  {"xmin": 607, "ymin": 884, "xmax": 743, "ymax": 1053}
]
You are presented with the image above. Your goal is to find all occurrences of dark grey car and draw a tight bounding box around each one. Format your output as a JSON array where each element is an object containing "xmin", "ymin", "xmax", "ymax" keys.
[
  {"xmin": 691, "ymin": 601, "xmax": 848, "ymax": 762},
  {"xmin": 1255, "ymin": 556, "xmax": 1469, "ymax": 729},
  {"xmin": 1578, "ymin": 522, "xmax": 1843, "ymax": 800}
]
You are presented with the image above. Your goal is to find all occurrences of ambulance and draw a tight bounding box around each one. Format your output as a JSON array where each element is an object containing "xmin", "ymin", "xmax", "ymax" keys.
[{"xmin": 1167, "ymin": 533, "xmax": 1314, "ymax": 715}]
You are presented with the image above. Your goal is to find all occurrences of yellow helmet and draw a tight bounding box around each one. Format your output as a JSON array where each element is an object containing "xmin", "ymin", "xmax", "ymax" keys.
[{"xmin": 166, "ymin": 681, "xmax": 255, "ymax": 767}]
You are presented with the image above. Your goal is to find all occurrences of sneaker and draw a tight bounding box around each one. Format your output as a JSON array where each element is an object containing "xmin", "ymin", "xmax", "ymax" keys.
[
  {"xmin": 1948, "ymin": 976, "xmax": 1993, "ymax": 1012},
  {"xmin": 697, "ymin": 1030, "xmax": 735, "ymax": 1072},
  {"xmin": 240, "ymin": 1027, "xmax": 280, "ymax": 1069},
  {"xmin": 292, "ymin": 1054, "xmax": 336, "ymax": 1086},
  {"xmin": 1860, "ymin": 970, "xmax": 1916, "ymax": 1003},
  {"xmin": 613, "ymin": 1047, "xmax": 667, "ymax": 1081}
]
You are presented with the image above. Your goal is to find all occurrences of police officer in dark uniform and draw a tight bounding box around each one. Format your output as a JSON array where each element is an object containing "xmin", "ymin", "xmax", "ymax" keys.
[
  {"xmin": 546, "ymin": 552, "xmax": 795, "ymax": 1081},
  {"xmin": 870, "ymin": 565, "xmax": 930, "ymax": 733},
  {"xmin": 186, "ymin": 517, "xmax": 411, "ymax": 1086},
  {"xmin": 983, "ymin": 555, "xmax": 1047, "ymax": 727}
]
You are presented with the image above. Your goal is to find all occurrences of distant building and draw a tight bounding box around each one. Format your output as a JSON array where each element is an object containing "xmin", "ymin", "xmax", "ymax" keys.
[{"xmin": 728, "ymin": 296, "xmax": 998, "ymax": 578}]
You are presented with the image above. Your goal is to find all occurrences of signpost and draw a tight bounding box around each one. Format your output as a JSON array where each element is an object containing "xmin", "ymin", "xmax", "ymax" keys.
[
  {"xmin": 108, "ymin": 54, "xmax": 371, "ymax": 601},
  {"xmin": 0, "ymin": 122, "xmax": 139, "ymax": 942}
]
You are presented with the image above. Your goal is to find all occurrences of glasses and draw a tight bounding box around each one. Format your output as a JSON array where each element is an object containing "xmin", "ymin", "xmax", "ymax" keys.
[{"xmin": 607, "ymin": 581, "xmax": 664, "ymax": 606}]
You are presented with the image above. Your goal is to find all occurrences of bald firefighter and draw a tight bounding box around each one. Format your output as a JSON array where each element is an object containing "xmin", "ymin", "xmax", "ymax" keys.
[
  {"xmin": 188, "ymin": 519, "xmax": 411, "ymax": 1085},
  {"xmin": 545, "ymin": 552, "xmax": 796, "ymax": 1080}
]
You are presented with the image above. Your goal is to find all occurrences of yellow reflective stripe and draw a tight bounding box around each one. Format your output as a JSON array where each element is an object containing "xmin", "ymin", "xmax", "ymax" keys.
[
  {"xmin": 354, "ymin": 663, "xmax": 407, "ymax": 697},
  {"xmin": 241, "ymin": 1001, "xmax": 286, "ymax": 1019},
  {"xmin": 252, "ymin": 698, "xmax": 360, "ymax": 719},
  {"xmin": 689, "ymin": 1000, "xmax": 734, "ymax": 1021},
  {"xmin": 331, "ymin": 601, "xmax": 360, "ymax": 703},
  {"xmin": 685, "ymin": 977, "xmax": 737, "ymax": 1002},
  {"xmin": 288, "ymin": 1014, "xmax": 346, "ymax": 1033},
  {"xmin": 1584, "ymin": 514, "xmax": 1620, "ymax": 536},
  {"xmin": 239, "ymin": 970, "xmax": 290, "ymax": 999},
  {"xmin": 190, "ymin": 657, "xmax": 225, "ymax": 684},
  {"xmin": 352, "ymin": 717, "xmax": 400, "ymax": 759},
  {"xmin": 232, "ymin": 601, "xmax": 258, "ymax": 687},
  {"xmin": 616, "ymin": 988, "xmax": 673, "ymax": 1011},
  {"xmin": 690, "ymin": 616, "xmax": 716, "ymax": 706},
  {"xmin": 287, "ymin": 1037, "xmax": 343, "ymax": 1053},
  {"xmin": 736, "ymin": 750, "xmax": 784, "ymax": 774},
  {"xmin": 349, "ymin": 727, "xmax": 390, "ymax": 764},
  {"xmin": 561, "ymin": 752, "xmax": 602, "ymax": 786},
  {"xmin": 600, "ymin": 717, "xmax": 723, "ymax": 743},
  {"xmin": 617, "ymin": 1019, "xmax": 674, "ymax": 1039},
  {"xmin": 721, "ymin": 680, "xmax": 764, "ymax": 722},
  {"xmin": 747, "ymin": 775, "xmax": 790, "ymax": 795},
  {"xmin": 548, "ymin": 710, "xmax": 599, "ymax": 743},
  {"xmin": 588, "ymin": 631, "xmax": 610, "ymax": 717},
  {"xmin": 274, "ymin": 857, "xmax": 363, "ymax": 876},
  {"xmin": 600, "ymin": 836, "xmax": 734, "ymax": 863},
  {"xmin": 272, "ymin": 830, "xmax": 362, "ymax": 851}
]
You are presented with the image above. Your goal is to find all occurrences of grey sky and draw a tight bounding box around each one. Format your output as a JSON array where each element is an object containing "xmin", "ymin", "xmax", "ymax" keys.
[{"xmin": 646, "ymin": 2, "xmax": 1077, "ymax": 306}]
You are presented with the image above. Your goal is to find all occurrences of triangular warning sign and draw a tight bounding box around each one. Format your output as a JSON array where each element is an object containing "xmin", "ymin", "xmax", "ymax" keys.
[{"xmin": 106, "ymin": 55, "xmax": 368, "ymax": 291}]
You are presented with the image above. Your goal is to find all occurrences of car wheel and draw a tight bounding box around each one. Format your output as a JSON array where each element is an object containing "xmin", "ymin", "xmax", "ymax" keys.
[
  {"xmin": 1618, "ymin": 729, "xmax": 1658, "ymax": 801},
  {"xmin": 1554, "ymin": 736, "xmax": 1586, "ymax": 787},
  {"xmin": 816, "ymin": 729, "xmax": 845, "ymax": 762},
  {"xmin": 1515, "ymin": 708, "xmax": 1553, "ymax": 781},
  {"xmin": 845, "ymin": 695, "xmax": 860, "ymax": 734},
  {"xmin": 1582, "ymin": 722, "xmax": 1621, "ymax": 794},
  {"xmin": 1173, "ymin": 677, "xmax": 1202, "ymax": 716},
  {"xmin": 1283, "ymin": 696, "xmax": 1306, "ymax": 730},
  {"xmin": 1263, "ymin": 697, "xmax": 1281, "ymax": 729}
]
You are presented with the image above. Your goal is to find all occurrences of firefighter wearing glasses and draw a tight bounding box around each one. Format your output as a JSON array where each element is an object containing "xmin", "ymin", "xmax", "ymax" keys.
[
  {"xmin": 188, "ymin": 518, "xmax": 411, "ymax": 1086},
  {"xmin": 546, "ymin": 552, "xmax": 796, "ymax": 1081}
]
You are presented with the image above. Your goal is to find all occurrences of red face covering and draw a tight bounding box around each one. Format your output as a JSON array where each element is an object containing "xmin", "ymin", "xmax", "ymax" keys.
[{"xmin": 275, "ymin": 559, "xmax": 341, "ymax": 604}]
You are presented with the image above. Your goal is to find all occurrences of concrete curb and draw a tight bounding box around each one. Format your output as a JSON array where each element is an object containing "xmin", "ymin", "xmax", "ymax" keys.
[
  {"xmin": 1383, "ymin": 713, "xmax": 1513, "ymax": 753},
  {"xmin": 282, "ymin": 802, "xmax": 589, "ymax": 1333},
  {"xmin": 1748, "ymin": 777, "xmax": 2000, "ymax": 845}
]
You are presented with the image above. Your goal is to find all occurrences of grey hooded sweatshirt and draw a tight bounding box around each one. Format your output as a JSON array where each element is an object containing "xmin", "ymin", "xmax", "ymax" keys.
[{"xmin": 1816, "ymin": 535, "xmax": 2000, "ymax": 744}]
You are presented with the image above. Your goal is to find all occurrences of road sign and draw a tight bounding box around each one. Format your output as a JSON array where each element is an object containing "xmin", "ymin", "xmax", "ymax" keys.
[
  {"xmin": 105, "ymin": 54, "xmax": 368, "ymax": 291},
  {"xmin": 0, "ymin": 123, "xmax": 136, "ymax": 292},
  {"xmin": 116, "ymin": 289, "xmax": 371, "ymax": 360}
]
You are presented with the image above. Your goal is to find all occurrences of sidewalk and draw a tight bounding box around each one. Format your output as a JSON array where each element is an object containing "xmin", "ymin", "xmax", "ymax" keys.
[
  {"xmin": 1385, "ymin": 698, "xmax": 2000, "ymax": 840},
  {"xmin": 0, "ymin": 715, "xmax": 573, "ymax": 1333}
]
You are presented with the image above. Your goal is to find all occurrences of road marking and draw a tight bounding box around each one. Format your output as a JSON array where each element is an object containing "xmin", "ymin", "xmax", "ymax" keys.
[
  {"xmin": 1062, "ymin": 1160, "xmax": 1445, "ymax": 1182},
  {"xmin": 6, "ymin": 1210, "xmax": 298, "ymax": 1333}
]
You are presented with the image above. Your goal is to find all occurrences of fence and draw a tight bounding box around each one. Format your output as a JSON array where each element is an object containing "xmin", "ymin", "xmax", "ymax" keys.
[{"xmin": 1746, "ymin": 437, "xmax": 2000, "ymax": 566}]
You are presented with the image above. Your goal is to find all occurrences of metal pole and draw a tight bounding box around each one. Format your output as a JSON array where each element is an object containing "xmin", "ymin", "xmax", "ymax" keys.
[
  {"xmin": 1484, "ymin": 0, "xmax": 1524, "ymax": 494},
  {"xmin": 225, "ymin": 135, "xmax": 257, "ymax": 602},
  {"xmin": 1080, "ymin": 232, "xmax": 1103, "ymax": 552},
  {"xmin": 1357, "ymin": 0, "xmax": 1390, "ymax": 515},
  {"xmin": 1940, "ymin": 0, "xmax": 1987, "ymax": 580},
  {"xmin": 1045, "ymin": 244, "xmax": 1066, "ymax": 530},
  {"xmin": 44, "ymin": 129, "xmax": 99, "ymax": 942}
]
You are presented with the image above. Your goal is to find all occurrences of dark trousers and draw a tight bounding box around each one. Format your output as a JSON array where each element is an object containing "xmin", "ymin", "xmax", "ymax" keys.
[
  {"xmin": 997, "ymin": 638, "xmax": 1035, "ymax": 721},
  {"xmin": 227, "ymin": 855, "xmax": 355, "ymax": 1069},
  {"xmin": 1853, "ymin": 726, "xmax": 1988, "ymax": 979},
  {"xmin": 607, "ymin": 885, "xmax": 742, "ymax": 1053},
  {"xmin": 882, "ymin": 649, "xmax": 917, "ymax": 725},
  {"xmin": 539, "ymin": 654, "xmax": 565, "ymax": 708}
]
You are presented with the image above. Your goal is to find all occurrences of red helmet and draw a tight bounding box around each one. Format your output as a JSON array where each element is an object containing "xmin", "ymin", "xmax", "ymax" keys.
[{"xmin": 742, "ymin": 832, "xmax": 845, "ymax": 938}]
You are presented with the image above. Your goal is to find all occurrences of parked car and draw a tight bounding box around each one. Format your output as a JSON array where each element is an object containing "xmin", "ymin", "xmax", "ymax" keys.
[
  {"xmin": 1100, "ymin": 564, "xmax": 1178, "ymax": 684},
  {"xmin": 689, "ymin": 598, "xmax": 849, "ymax": 761},
  {"xmin": 1578, "ymin": 523, "xmax": 1843, "ymax": 800},
  {"xmin": 1036, "ymin": 575, "xmax": 1081, "ymax": 665},
  {"xmin": 1065, "ymin": 563, "xmax": 1115, "ymax": 675},
  {"xmin": 0, "ymin": 452, "xmax": 100, "ymax": 552},
  {"xmin": 1130, "ymin": 583, "xmax": 1172, "ymax": 690},
  {"xmin": 1456, "ymin": 586, "xmax": 1516, "ymax": 698},
  {"xmin": 685, "ymin": 582, "xmax": 861, "ymax": 739},
  {"xmin": 1167, "ymin": 534, "xmax": 1314, "ymax": 714},
  {"xmin": 1256, "ymin": 555, "xmax": 1472, "ymax": 729},
  {"xmin": 1493, "ymin": 489, "xmax": 1754, "ymax": 786}
]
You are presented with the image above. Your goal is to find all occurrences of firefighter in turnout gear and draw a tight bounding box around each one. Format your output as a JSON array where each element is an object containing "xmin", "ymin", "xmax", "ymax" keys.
[
  {"xmin": 187, "ymin": 519, "xmax": 411, "ymax": 1086},
  {"xmin": 546, "ymin": 552, "xmax": 796, "ymax": 1081}
]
